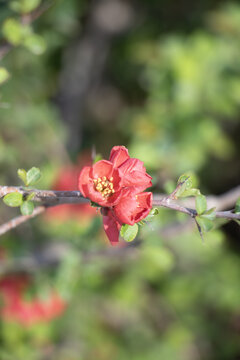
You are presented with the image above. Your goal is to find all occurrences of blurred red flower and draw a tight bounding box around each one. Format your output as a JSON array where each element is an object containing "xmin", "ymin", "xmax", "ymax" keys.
[
  {"xmin": 79, "ymin": 146, "xmax": 152, "ymax": 245},
  {"xmin": 0, "ymin": 275, "xmax": 66, "ymax": 326}
]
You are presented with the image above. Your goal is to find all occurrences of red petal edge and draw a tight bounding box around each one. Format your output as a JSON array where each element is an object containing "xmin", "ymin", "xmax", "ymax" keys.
[
  {"xmin": 109, "ymin": 146, "xmax": 130, "ymax": 168},
  {"xmin": 78, "ymin": 166, "xmax": 91, "ymax": 198},
  {"xmin": 103, "ymin": 209, "xmax": 122, "ymax": 246}
]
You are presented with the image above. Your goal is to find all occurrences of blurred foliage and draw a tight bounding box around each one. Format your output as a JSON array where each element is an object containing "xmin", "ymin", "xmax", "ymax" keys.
[{"xmin": 0, "ymin": 0, "xmax": 240, "ymax": 359}]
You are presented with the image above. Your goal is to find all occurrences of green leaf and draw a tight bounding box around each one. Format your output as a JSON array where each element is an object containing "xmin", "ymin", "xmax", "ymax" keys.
[
  {"xmin": 17, "ymin": 168, "xmax": 27, "ymax": 185},
  {"xmin": 235, "ymin": 198, "xmax": 240, "ymax": 214},
  {"xmin": 93, "ymin": 153, "xmax": 103, "ymax": 163},
  {"xmin": 3, "ymin": 192, "xmax": 23, "ymax": 207},
  {"xmin": 175, "ymin": 174, "xmax": 192, "ymax": 197},
  {"xmin": 20, "ymin": 201, "xmax": 34, "ymax": 215},
  {"xmin": 90, "ymin": 201, "xmax": 100, "ymax": 208},
  {"xmin": 201, "ymin": 207, "xmax": 216, "ymax": 221},
  {"xmin": 2, "ymin": 18, "xmax": 25, "ymax": 45},
  {"xmin": 10, "ymin": 0, "xmax": 41, "ymax": 14},
  {"xmin": 26, "ymin": 192, "xmax": 35, "ymax": 201},
  {"xmin": 149, "ymin": 208, "xmax": 159, "ymax": 216},
  {"xmin": 23, "ymin": 34, "xmax": 46, "ymax": 55},
  {"xmin": 144, "ymin": 208, "xmax": 159, "ymax": 222},
  {"xmin": 179, "ymin": 188, "xmax": 201, "ymax": 198},
  {"xmin": 196, "ymin": 216, "xmax": 214, "ymax": 232},
  {"xmin": 177, "ymin": 174, "xmax": 192, "ymax": 189},
  {"xmin": 120, "ymin": 223, "xmax": 138, "ymax": 242},
  {"xmin": 0, "ymin": 67, "xmax": 10, "ymax": 85},
  {"xmin": 195, "ymin": 194, "xmax": 207, "ymax": 215},
  {"xmin": 26, "ymin": 167, "xmax": 42, "ymax": 186}
]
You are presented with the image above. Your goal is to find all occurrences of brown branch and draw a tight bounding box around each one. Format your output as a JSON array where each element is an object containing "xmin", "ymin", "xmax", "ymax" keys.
[
  {"xmin": 152, "ymin": 197, "xmax": 240, "ymax": 221},
  {"xmin": 153, "ymin": 185, "xmax": 240, "ymax": 211},
  {"xmin": 0, "ymin": 185, "xmax": 239, "ymax": 237},
  {"xmin": 0, "ymin": 186, "xmax": 88, "ymax": 204},
  {"xmin": 0, "ymin": 206, "xmax": 45, "ymax": 236}
]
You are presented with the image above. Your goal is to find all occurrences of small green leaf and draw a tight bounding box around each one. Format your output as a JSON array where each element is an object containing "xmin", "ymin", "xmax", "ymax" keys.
[
  {"xmin": 175, "ymin": 175, "xmax": 192, "ymax": 197},
  {"xmin": 20, "ymin": 201, "xmax": 34, "ymax": 215},
  {"xmin": 0, "ymin": 67, "xmax": 10, "ymax": 85},
  {"xmin": 3, "ymin": 192, "xmax": 23, "ymax": 207},
  {"xmin": 93, "ymin": 153, "xmax": 103, "ymax": 163},
  {"xmin": 201, "ymin": 207, "xmax": 216, "ymax": 221},
  {"xmin": 196, "ymin": 216, "xmax": 214, "ymax": 232},
  {"xmin": 144, "ymin": 208, "xmax": 159, "ymax": 222},
  {"xmin": 17, "ymin": 168, "xmax": 27, "ymax": 185},
  {"xmin": 23, "ymin": 34, "xmax": 46, "ymax": 55},
  {"xmin": 149, "ymin": 208, "xmax": 159, "ymax": 216},
  {"xmin": 2, "ymin": 18, "xmax": 25, "ymax": 45},
  {"xmin": 90, "ymin": 201, "xmax": 100, "ymax": 207},
  {"xmin": 234, "ymin": 219, "xmax": 240, "ymax": 226},
  {"xmin": 177, "ymin": 174, "xmax": 192, "ymax": 189},
  {"xmin": 235, "ymin": 198, "xmax": 240, "ymax": 214},
  {"xmin": 10, "ymin": 0, "xmax": 41, "ymax": 14},
  {"xmin": 26, "ymin": 192, "xmax": 35, "ymax": 201},
  {"xmin": 196, "ymin": 194, "xmax": 207, "ymax": 215},
  {"xmin": 120, "ymin": 223, "xmax": 138, "ymax": 242},
  {"xmin": 26, "ymin": 167, "xmax": 42, "ymax": 186},
  {"xmin": 179, "ymin": 188, "xmax": 201, "ymax": 198}
]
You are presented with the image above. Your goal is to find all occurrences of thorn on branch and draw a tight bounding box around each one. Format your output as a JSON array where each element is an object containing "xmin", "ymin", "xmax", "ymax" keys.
[{"xmin": 194, "ymin": 218, "xmax": 204, "ymax": 242}]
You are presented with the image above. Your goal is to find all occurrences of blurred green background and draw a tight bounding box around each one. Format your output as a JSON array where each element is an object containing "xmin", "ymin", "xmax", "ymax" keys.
[{"xmin": 0, "ymin": 0, "xmax": 240, "ymax": 359}]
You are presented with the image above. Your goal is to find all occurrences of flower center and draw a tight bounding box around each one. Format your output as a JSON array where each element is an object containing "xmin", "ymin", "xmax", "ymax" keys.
[{"xmin": 93, "ymin": 176, "xmax": 115, "ymax": 199}]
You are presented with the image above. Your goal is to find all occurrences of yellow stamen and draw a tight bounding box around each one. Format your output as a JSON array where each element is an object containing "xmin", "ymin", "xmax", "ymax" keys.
[{"xmin": 93, "ymin": 175, "xmax": 115, "ymax": 199}]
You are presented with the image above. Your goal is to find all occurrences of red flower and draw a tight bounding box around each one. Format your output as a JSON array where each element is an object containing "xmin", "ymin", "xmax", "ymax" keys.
[
  {"xmin": 79, "ymin": 146, "xmax": 152, "ymax": 245},
  {"xmin": 0, "ymin": 275, "xmax": 66, "ymax": 326},
  {"xmin": 79, "ymin": 146, "xmax": 152, "ymax": 206}
]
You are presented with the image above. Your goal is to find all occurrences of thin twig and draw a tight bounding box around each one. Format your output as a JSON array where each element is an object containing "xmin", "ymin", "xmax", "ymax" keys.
[
  {"xmin": 0, "ymin": 206, "xmax": 45, "ymax": 236},
  {"xmin": 0, "ymin": 186, "xmax": 87, "ymax": 204}
]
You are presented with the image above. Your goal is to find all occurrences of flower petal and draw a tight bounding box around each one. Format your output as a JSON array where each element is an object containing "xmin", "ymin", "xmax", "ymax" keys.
[
  {"xmin": 92, "ymin": 160, "xmax": 113, "ymax": 178},
  {"xmin": 111, "ymin": 167, "xmax": 122, "ymax": 192},
  {"xmin": 109, "ymin": 146, "xmax": 130, "ymax": 168},
  {"xmin": 134, "ymin": 192, "xmax": 152, "ymax": 222},
  {"xmin": 119, "ymin": 158, "xmax": 145, "ymax": 173},
  {"xmin": 123, "ymin": 171, "xmax": 152, "ymax": 192},
  {"xmin": 114, "ymin": 195, "xmax": 138, "ymax": 225},
  {"xmin": 102, "ymin": 209, "xmax": 122, "ymax": 246},
  {"xmin": 114, "ymin": 192, "xmax": 152, "ymax": 225},
  {"xmin": 78, "ymin": 166, "xmax": 91, "ymax": 198},
  {"xmin": 118, "ymin": 158, "xmax": 152, "ymax": 192}
]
